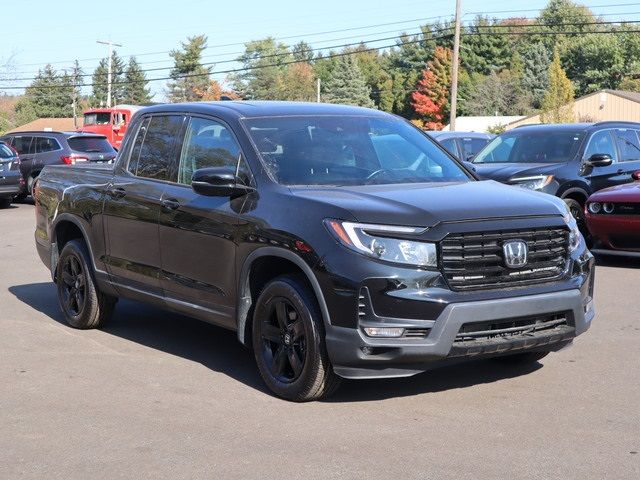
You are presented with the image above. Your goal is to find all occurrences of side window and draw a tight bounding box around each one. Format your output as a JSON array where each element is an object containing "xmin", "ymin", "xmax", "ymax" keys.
[
  {"xmin": 13, "ymin": 136, "xmax": 34, "ymax": 155},
  {"xmin": 177, "ymin": 117, "xmax": 241, "ymax": 185},
  {"xmin": 439, "ymin": 138, "xmax": 458, "ymax": 157},
  {"xmin": 129, "ymin": 115, "xmax": 183, "ymax": 182},
  {"xmin": 35, "ymin": 137, "xmax": 60, "ymax": 153},
  {"xmin": 614, "ymin": 129, "xmax": 640, "ymax": 162},
  {"xmin": 585, "ymin": 130, "xmax": 618, "ymax": 162}
]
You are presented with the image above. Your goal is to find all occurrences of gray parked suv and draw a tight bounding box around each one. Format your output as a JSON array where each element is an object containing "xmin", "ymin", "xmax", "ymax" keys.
[
  {"xmin": 0, "ymin": 131, "xmax": 117, "ymax": 198},
  {"xmin": 0, "ymin": 141, "xmax": 21, "ymax": 208}
]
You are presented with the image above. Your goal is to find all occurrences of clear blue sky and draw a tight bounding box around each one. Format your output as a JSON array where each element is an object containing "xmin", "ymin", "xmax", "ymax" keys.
[{"xmin": 0, "ymin": 0, "xmax": 636, "ymax": 99}]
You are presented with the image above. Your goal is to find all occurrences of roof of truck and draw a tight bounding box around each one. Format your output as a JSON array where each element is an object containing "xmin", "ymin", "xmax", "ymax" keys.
[{"xmin": 137, "ymin": 101, "xmax": 391, "ymax": 119}]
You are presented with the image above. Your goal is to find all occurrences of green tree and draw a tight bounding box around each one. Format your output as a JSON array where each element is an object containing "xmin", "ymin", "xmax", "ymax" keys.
[
  {"xmin": 16, "ymin": 65, "xmax": 74, "ymax": 119},
  {"xmin": 461, "ymin": 16, "xmax": 511, "ymax": 75},
  {"xmin": 467, "ymin": 70, "xmax": 531, "ymax": 116},
  {"xmin": 323, "ymin": 55, "xmax": 374, "ymax": 107},
  {"xmin": 232, "ymin": 37, "xmax": 290, "ymax": 100},
  {"xmin": 91, "ymin": 51, "xmax": 125, "ymax": 106},
  {"xmin": 522, "ymin": 42, "xmax": 551, "ymax": 109},
  {"xmin": 539, "ymin": 0, "xmax": 595, "ymax": 31},
  {"xmin": 541, "ymin": 49, "xmax": 575, "ymax": 123},
  {"xmin": 123, "ymin": 57, "xmax": 151, "ymax": 104},
  {"xmin": 277, "ymin": 62, "xmax": 316, "ymax": 101},
  {"xmin": 167, "ymin": 35, "xmax": 212, "ymax": 102},
  {"xmin": 292, "ymin": 41, "xmax": 314, "ymax": 62},
  {"xmin": 562, "ymin": 34, "xmax": 625, "ymax": 95}
]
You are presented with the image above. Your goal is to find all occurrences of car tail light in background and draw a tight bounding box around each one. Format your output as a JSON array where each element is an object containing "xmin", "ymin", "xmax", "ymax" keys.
[
  {"xmin": 61, "ymin": 155, "xmax": 88, "ymax": 165},
  {"xmin": 633, "ymin": 171, "xmax": 640, "ymax": 181}
]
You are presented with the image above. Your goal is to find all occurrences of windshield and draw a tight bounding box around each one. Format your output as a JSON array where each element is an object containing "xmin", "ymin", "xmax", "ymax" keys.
[
  {"xmin": 473, "ymin": 129, "xmax": 586, "ymax": 164},
  {"xmin": 243, "ymin": 116, "xmax": 471, "ymax": 186},
  {"xmin": 67, "ymin": 136, "xmax": 115, "ymax": 153},
  {"xmin": 83, "ymin": 112, "xmax": 111, "ymax": 126}
]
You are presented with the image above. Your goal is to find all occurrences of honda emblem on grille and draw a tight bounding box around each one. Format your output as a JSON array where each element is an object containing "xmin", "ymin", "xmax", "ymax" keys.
[{"xmin": 503, "ymin": 240, "xmax": 528, "ymax": 268}]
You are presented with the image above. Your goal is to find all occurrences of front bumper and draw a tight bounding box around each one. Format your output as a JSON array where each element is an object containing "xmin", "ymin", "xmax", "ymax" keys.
[
  {"xmin": 586, "ymin": 213, "xmax": 640, "ymax": 254},
  {"xmin": 326, "ymin": 286, "xmax": 594, "ymax": 379}
]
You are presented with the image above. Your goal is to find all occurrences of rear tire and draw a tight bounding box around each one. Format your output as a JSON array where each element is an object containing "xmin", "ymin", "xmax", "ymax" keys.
[
  {"xmin": 0, "ymin": 198, "xmax": 11, "ymax": 209},
  {"xmin": 252, "ymin": 275, "xmax": 341, "ymax": 402},
  {"xmin": 14, "ymin": 192, "xmax": 28, "ymax": 202},
  {"xmin": 493, "ymin": 351, "xmax": 550, "ymax": 365},
  {"xmin": 56, "ymin": 239, "xmax": 116, "ymax": 329}
]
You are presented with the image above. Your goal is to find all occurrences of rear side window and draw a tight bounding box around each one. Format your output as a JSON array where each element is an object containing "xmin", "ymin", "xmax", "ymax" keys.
[
  {"xmin": 460, "ymin": 137, "xmax": 490, "ymax": 159},
  {"xmin": 35, "ymin": 137, "xmax": 61, "ymax": 153},
  {"xmin": 68, "ymin": 136, "xmax": 114, "ymax": 153},
  {"xmin": 614, "ymin": 129, "xmax": 640, "ymax": 162},
  {"xmin": 177, "ymin": 117, "xmax": 241, "ymax": 185},
  {"xmin": 12, "ymin": 136, "xmax": 34, "ymax": 155},
  {"xmin": 128, "ymin": 115, "xmax": 183, "ymax": 182}
]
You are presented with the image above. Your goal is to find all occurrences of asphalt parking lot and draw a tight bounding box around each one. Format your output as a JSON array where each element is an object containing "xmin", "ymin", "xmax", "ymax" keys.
[{"xmin": 1, "ymin": 202, "xmax": 639, "ymax": 480}]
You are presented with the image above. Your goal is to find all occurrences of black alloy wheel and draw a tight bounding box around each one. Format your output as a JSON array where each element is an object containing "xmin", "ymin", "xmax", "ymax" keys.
[
  {"xmin": 260, "ymin": 297, "xmax": 307, "ymax": 383},
  {"xmin": 60, "ymin": 253, "xmax": 87, "ymax": 317}
]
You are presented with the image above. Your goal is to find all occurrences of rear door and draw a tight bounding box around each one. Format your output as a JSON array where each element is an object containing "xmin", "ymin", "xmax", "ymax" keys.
[
  {"xmin": 583, "ymin": 129, "xmax": 627, "ymax": 193},
  {"xmin": 34, "ymin": 136, "xmax": 63, "ymax": 170},
  {"xmin": 613, "ymin": 128, "xmax": 640, "ymax": 182},
  {"xmin": 11, "ymin": 135, "xmax": 35, "ymax": 176},
  {"xmin": 157, "ymin": 115, "xmax": 246, "ymax": 327},
  {"xmin": 103, "ymin": 114, "xmax": 185, "ymax": 297}
]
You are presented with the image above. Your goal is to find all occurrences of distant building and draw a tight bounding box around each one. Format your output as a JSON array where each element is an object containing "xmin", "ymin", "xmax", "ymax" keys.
[
  {"xmin": 10, "ymin": 117, "xmax": 76, "ymax": 133},
  {"xmin": 506, "ymin": 90, "xmax": 640, "ymax": 129},
  {"xmin": 442, "ymin": 116, "xmax": 525, "ymax": 132}
]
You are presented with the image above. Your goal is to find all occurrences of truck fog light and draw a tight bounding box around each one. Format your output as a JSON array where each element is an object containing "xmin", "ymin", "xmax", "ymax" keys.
[{"xmin": 363, "ymin": 327, "xmax": 405, "ymax": 338}]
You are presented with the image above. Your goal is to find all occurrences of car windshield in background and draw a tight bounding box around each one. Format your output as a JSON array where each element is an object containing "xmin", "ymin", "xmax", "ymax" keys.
[
  {"xmin": 67, "ymin": 136, "xmax": 114, "ymax": 153},
  {"xmin": 243, "ymin": 116, "xmax": 471, "ymax": 186},
  {"xmin": 83, "ymin": 112, "xmax": 111, "ymax": 126},
  {"xmin": 473, "ymin": 130, "xmax": 586, "ymax": 164},
  {"xmin": 0, "ymin": 144, "xmax": 14, "ymax": 158}
]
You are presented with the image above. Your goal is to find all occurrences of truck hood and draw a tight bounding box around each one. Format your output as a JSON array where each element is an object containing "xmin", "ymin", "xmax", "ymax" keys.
[
  {"xmin": 472, "ymin": 162, "xmax": 562, "ymax": 182},
  {"xmin": 290, "ymin": 180, "xmax": 566, "ymax": 227}
]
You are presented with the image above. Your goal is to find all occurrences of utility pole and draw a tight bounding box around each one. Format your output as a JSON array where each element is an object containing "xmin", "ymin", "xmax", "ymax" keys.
[
  {"xmin": 449, "ymin": 0, "xmax": 462, "ymax": 131},
  {"xmin": 316, "ymin": 78, "xmax": 321, "ymax": 103},
  {"xmin": 97, "ymin": 40, "xmax": 122, "ymax": 108}
]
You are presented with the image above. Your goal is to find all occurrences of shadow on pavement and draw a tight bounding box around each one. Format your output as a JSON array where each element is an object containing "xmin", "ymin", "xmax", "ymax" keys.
[
  {"xmin": 10, "ymin": 282, "xmax": 544, "ymax": 403},
  {"xmin": 595, "ymin": 254, "xmax": 640, "ymax": 269}
]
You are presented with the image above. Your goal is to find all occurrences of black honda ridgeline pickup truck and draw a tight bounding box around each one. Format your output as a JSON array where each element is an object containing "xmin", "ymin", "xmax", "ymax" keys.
[{"xmin": 34, "ymin": 102, "xmax": 595, "ymax": 401}]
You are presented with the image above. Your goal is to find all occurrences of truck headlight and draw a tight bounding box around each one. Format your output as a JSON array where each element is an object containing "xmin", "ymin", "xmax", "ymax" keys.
[
  {"xmin": 325, "ymin": 220, "xmax": 436, "ymax": 268},
  {"xmin": 510, "ymin": 175, "xmax": 554, "ymax": 190},
  {"xmin": 564, "ymin": 214, "xmax": 583, "ymax": 253}
]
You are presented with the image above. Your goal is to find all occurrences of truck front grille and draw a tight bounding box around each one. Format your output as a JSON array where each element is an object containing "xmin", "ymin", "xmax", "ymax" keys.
[{"xmin": 441, "ymin": 227, "xmax": 569, "ymax": 291}]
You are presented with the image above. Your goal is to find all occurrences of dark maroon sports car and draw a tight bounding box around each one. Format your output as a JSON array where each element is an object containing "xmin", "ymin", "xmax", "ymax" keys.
[{"xmin": 586, "ymin": 172, "xmax": 640, "ymax": 257}]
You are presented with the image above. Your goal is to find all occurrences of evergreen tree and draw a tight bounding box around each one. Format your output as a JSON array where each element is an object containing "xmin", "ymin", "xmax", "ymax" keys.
[
  {"xmin": 168, "ymin": 35, "xmax": 212, "ymax": 102},
  {"xmin": 541, "ymin": 49, "xmax": 575, "ymax": 123},
  {"xmin": 232, "ymin": 37, "xmax": 290, "ymax": 100},
  {"xmin": 323, "ymin": 55, "xmax": 374, "ymax": 107},
  {"xmin": 467, "ymin": 70, "xmax": 531, "ymax": 116},
  {"xmin": 91, "ymin": 51, "xmax": 126, "ymax": 106},
  {"xmin": 16, "ymin": 64, "xmax": 73, "ymax": 119},
  {"xmin": 123, "ymin": 57, "xmax": 151, "ymax": 104},
  {"xmin": 292, "ymin": 41, "xmax": 314, "ymax": 62},
  {"xmin": 522, "ymin": 43, "xmax": 551, "ymax": 109},
  {"xmin": 461, "ymin": 17, "xmax": 511, "ymax": 75}
]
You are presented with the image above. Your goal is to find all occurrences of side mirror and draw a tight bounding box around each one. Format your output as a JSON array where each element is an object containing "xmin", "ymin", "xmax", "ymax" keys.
[
  {"xmin": 191, "ymin": 167, "xmax": 254, "ymax": 197},
  {"xmin": 633, "ymin": 171, "xmax": 640, "ymax": 181},
  {"xmin": 585, "ymin": 153, "xmax": 613, "ymax": 168}
]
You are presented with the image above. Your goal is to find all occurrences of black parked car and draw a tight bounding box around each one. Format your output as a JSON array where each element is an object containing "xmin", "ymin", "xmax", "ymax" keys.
[
  {"xmin": 33, "ymin": 102, "xmax": 594, "ymax": 401},
  {"xmin": 471, "ymin": 122, "xmax": 640, "ymax": 225},
  {"xmin": 427, "ymin": 131, "xmax": 494, "ymax": 160},
  {"xmin": 0, "ymin": 141, "xmax": 21, "ymax": 208},
  {"xmin": 0, "ymin": 131, "xmax": 117, "ymax": 198}
]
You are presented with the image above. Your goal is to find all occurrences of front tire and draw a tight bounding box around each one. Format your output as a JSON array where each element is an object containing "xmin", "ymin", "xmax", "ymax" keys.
[
  {"xmin": 56, "ymin": 239, "xmax": 116, "ymax": 329},
  {"xmin": 252, "ymin": 276, "xmax": 341, "ymax": 401}
]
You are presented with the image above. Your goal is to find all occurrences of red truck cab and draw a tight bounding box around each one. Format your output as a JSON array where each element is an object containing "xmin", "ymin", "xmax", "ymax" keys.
[{"xmin": 79, "ymin": 105, "xmax": 141, "ymax": 150}]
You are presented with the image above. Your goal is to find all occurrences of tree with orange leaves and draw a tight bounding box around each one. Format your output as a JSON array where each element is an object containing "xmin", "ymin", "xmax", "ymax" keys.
[{"xmin": 411, "ymin": 47, "xmax": 452, "ymax": 130}]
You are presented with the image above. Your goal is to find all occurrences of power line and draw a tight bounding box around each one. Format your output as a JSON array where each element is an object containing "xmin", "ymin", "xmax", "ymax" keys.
[
  {"xmin": 3, "ymin": 17, "xmax": 640, "ymax": 86},
  {"xmin": 4, "ymin": 24, "xmax": 640, "ymax": 92}
]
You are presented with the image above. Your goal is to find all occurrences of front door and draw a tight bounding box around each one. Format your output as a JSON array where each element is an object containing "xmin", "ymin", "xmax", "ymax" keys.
[
  {"xmin": 158, "ymin": 116, "xmax": 246, "ymax": 328},
  {"xmin": 103, "ymin": 114, "xmax": 185, "ymax": 297},
  {"xmin": 613, "ymin": 128, "xmax": 640, "ymax": 183},
  {"xmin": 583, "ymin": 129, "xmax": 628, "ymax": 193}
]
